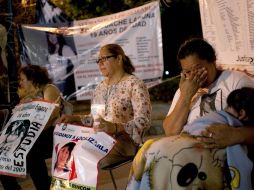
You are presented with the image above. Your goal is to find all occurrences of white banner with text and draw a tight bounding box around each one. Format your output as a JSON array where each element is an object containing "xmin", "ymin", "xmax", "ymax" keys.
[
  {"xmin": 199, "ymin": 0, "xmax": 254, "ymax": 76},
  {"xmin": 19, "ymin": 1, "xmax": 163, "ymax": 100},
  {"xmin": 50, "ymin": 123, "xmax": 116, "ymax": 190},
  {"xmin": 0, "ymin": 100, "xmax": 55, "ymax": 177}
]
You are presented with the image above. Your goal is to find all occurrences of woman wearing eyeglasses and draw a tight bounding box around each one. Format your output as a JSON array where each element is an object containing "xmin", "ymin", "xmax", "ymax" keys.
[{"xmin": 57, "ymin": 43, "xmax": 151, "ymax": 168}]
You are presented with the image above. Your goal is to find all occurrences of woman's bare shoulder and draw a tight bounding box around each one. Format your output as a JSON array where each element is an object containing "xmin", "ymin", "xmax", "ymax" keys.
[
  {"xmin": 44, "ymin": 84, "xmax": 60, "ymax": 92},
  {"xmin": 43, "ymin": 83, "xmax": 61, "ymax": 101}
]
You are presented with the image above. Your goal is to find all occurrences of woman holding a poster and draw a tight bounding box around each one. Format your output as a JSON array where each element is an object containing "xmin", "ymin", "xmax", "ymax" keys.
[
  {"xmin": 1, "ymin": 64, "xmax": 62, "ymax": 190},
  {"xmin": 15, "ymin": 65, "xmax": 61, "ymax": 190},
  {"xmin": 57, "ymin": 43, "xmax": 151, "ymax": 168}
]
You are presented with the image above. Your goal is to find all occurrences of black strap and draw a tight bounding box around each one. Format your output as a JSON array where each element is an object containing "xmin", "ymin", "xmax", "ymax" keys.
[{"xmin": 224, "ymin": 159, "xmax": 232, "ymax": 190}]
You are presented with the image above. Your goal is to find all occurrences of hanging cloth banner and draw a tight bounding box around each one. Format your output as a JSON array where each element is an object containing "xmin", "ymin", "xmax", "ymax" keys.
[
  {"xmin": 50, "ymin": 123, "xmax": 116, "ymax": 190},
  {"xmin": 35, "ymin": 0, "xmax": 73, "ymax": 24},
  {"xmin": 0, "ymin": 100, "xmax": 55, "ymax": 177},
  {"xmin": 199, "ymin": 0, "xmax": 254, "ymax": 76},
  {"xmin": 18, "ymin": 1, "xmax": 163, "ymax": 100}
]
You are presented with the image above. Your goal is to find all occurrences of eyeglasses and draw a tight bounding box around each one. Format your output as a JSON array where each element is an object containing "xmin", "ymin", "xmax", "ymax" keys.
[{"xmin": 96, "ymin": 55, "xmax": 116, "ymax": 64}]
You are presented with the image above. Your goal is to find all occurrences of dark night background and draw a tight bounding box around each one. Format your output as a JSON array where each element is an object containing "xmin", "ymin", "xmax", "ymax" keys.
[{"xmin": 0, "ymin": 0, "xmax": 203, "ymax": 105}]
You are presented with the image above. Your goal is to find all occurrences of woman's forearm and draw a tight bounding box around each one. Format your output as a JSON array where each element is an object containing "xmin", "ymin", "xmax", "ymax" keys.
[
  {"xmin": 235, "ymin": 127, "xmax": 254, "ymax": 145},
  {"xmin": 163, "ymin": 95, "xmax": 191, "ymax": 136},
  {"xmin": 123, "ymin": 117, "xmax": 150, "ymax": 145}
]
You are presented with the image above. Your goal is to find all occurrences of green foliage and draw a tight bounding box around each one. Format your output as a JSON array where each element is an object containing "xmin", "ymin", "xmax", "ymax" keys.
[
  {"xmin": 0, "ymin": 0, "xmax": 156, "ymax": 25},
  {"xmin": 51, "ymin": 0, "xmax": 153, "ymax": 20},
  {"xmin": 149, "ymin": 75, "xmax": 180, "ymax": 102}
]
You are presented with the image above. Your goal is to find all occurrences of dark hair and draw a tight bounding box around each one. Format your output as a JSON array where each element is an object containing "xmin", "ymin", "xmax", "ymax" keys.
[
  {"xmin": 46, "ymin": 32, "xmax": 65, "ymax": 55},
  {"xmin": 177, "ymin": 38, "xmax": 216, "ymax": 63},
  {"xmin": 46, "ymin": 32, "xmax": 77, "ymax": 56},
  {"xmin": 61, "ymin": 142, "xmax": 76, "ymax": 162},
  {"xmin": 227, "ymin": 87, "xmax": 254, "ymax": 125},
  {"xmin": 101, "ymin": 44, "xmax": 135, "ymax": 74},
  {"xmin": 55, "ymin": 142, "xmax": 76, "ymax": 172},
  {"xmin": 6, "ymin": 119, "xmax": 30, "ymax": 136},
  {"xmin": 8, "ymin": 119, "xmax": 30, "ymax": 152},
  {"xmin": 61, "ymin": 142, "xmax": 76, "ymax": 151},
  {"xmin": 19, "ymin": 64, "xmax": 52, "ymax": 86}
]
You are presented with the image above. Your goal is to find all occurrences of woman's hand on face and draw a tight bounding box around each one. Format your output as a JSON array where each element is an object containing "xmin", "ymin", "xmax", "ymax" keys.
[
  {"xmin": 180, "ymin": 67, "xmax": 207, "ymax": 98},
  {"xmin": 93, "ymin": 117, "xmax": 115, "ymax": 134},
  {"xmin": 196, "ymin": 124, "xmax": 238, "ymax": 148},
  {"xmin": 55, "ymin": 114, "xmax": 80, "ymax": 125}
]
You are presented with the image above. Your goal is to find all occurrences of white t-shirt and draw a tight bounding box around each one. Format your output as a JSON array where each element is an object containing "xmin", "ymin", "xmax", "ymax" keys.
[
  {"xmin": 168, "ymin": 70, "xmax": 254, "ymax": 124},
  {"xmin": 53, "ymin": 168, "xmax": 70, "ymax": 180}
]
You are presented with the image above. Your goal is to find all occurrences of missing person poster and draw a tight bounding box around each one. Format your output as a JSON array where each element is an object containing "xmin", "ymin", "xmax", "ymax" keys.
[
  {"xmin": 19, "ymin": 1, "xmax": 163, "ymax": 100},
  {"xmin": 0, "ymin": 100, "xmax": 55, "ymax": 177},
  {"xmin": 51, "ymin": 123, "xmax": 116, "ymax": 190}
]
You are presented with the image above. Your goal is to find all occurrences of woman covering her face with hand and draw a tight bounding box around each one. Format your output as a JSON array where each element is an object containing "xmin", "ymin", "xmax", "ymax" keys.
[
  {"xmin": 57, "ymin": 44, "xmax": 151, "ymax": 168},
  {"xmin": 126, "ymin": 38, "xmax": 254, "ymax": 190}
]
